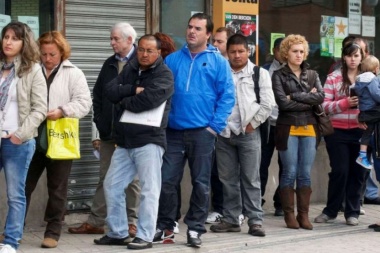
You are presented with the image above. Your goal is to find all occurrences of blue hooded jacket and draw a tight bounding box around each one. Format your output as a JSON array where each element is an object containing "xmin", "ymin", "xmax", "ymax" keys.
[
  {"xmin": 354, "ymin": 72, "xmax": 380, "ymax": 111},
  {"xmin": 164, "ymin": 44, "xmax": 235, "ymax": 133}
]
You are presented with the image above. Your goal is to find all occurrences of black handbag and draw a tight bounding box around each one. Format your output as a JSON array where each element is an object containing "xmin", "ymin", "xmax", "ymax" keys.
[
  {"xmin": 313, "ymin": 105, "xmax": 334, "ymax": 136},
  {"xmin": 36, "ymin": 120, "xmax": 48, "ymax": 153}
]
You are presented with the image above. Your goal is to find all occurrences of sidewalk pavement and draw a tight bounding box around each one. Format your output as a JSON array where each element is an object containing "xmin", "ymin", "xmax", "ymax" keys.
[{"xmin": 18, "ymin": 203, "xmax": 380, "ymax": 253}]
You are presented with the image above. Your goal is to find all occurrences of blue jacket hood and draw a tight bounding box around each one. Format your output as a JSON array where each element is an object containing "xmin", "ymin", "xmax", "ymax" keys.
[{"xmin": 355, "ymin": 72, "xmax": 380, "ymax": 111}]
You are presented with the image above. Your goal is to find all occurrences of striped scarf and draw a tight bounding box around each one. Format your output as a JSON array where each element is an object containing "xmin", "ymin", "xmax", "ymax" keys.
[{"xmin": 0, "ymin": 62, "xmax": 16, "ymax": 111}]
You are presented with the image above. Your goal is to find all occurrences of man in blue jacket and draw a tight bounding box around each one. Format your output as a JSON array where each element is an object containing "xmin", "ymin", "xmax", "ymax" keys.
[
  {"xmin": 94, "ymin": 34, "xmax": 174, "ymax": 250},
  {"xmin": 154, "ymin": 13, "xmax": 235, "ymax": 247}
]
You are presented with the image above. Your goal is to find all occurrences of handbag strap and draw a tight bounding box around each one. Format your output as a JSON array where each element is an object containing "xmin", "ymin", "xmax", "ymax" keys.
[{"xmin": 307, "ymin": 69, "xmax": 317, "ymax": 88}]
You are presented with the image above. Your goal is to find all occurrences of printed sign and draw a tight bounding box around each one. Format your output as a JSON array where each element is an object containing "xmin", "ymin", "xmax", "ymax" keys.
[
  {"xmin": 225, "ymin": 13, "xmax": 257, "ymax": 61},
  {"xmin": 18, "ymin": 16, "xmax": 39, "ymax": 39}
]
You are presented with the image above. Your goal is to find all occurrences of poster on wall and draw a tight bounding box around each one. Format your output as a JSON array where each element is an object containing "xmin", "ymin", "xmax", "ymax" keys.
[
  {"xmin": 270, "ymin": 33, "xmax": 285, "ymax": 54},
  {"xmin": 225, "ymin": 13, "xmax": 257, "ymax": 62},
  {"xmin": 320, "ymin": 15, "xmax": 348, "ymax": 58},
  {"xmin": 0, "ymin": 14, "xmax": 11, "ymax": 32},
  {"xmin": 362, "ymin": 16, "xmax": 376, "ymax": 37},
  {"xmin": 18, "ymin": 16, "xmax": 39, "ymax": 39}
]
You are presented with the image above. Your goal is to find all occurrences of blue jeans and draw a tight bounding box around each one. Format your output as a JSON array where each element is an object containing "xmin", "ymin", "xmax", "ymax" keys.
[
  {"xmin": 157, "ymin": 128, "xmax": 215, "ymax": 234},
  {"xmin": 216, "ymin": 131, "xmax": 263, "ymax": 226},
  {"xmin": 365, "ymin": 136, "xmax": 380, "ymax": 200},
  {"xmin": 1, "ymin": 138, "xmax": 35, "ymax": 249},
  {"xmin": 104, "ymin": 144, "xmax": 164, "ymax": 242},
  {"xmin": 365, "ymin": 172, "xmax": 379, "ymax": 200},
  {"xmin": 279, "ymin": 136, "xmax": 316, "ymax": 188}
]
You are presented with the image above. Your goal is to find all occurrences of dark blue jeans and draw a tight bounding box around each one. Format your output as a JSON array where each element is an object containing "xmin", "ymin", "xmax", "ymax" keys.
[
  {"xmin": 157, "ymin": 128, "xmax": 215, "ymax": 234},
  {"xmin": 323, "ymin": 128, "xmax": 367, "ymax": 219}
]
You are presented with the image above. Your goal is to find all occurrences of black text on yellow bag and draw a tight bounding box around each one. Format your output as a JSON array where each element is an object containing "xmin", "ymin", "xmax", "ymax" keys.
[{"xmin": 46, "ymin": 118, "xmax": 81, "ymax": 159}]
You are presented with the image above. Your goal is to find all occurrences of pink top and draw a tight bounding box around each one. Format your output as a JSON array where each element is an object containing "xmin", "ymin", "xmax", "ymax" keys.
[{"xmin": 322, "ymin": 69, "xmax": 359, "ymax": 129}]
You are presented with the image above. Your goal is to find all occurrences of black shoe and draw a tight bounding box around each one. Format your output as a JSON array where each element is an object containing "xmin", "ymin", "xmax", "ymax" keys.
[
  {"xmin": 186, "ymin": 230, "xmax": 201, "ymax": 247},
  {"xmin": 94, "ymin": 235, "xmax": 130, "ymax": 245},
  {"xmin": 153, "ymin": 229, "xmax": 175, "ymax": 244},
  {"xmin": 369, "ymin": 223, "xmax": 380, "ymax": 229},
  {"xmin": 248, "ymin": 224, "xmax": 266, "ymax": 237},
  {"xmin": 374, "ymin": 227, "xmax": 380, "ymax": 232},
  {"xmin": 127, "ymin": 237, "xmax": 153, "ymax": 250},
  {"xmin": 274, "ymin": 208, "xmax": 284, "ymax": 216},
  {"xmin": 364, "ymin": 197, "xmax": 380, "ymax": 205}
]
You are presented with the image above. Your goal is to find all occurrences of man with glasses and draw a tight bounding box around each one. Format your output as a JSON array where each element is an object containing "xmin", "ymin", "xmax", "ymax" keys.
[{"xmin": 94, "ymin": 34, "xmax": 174, "ymax": 250}]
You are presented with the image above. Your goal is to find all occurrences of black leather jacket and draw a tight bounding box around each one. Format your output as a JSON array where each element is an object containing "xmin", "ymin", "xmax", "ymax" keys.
[{"xmin": 272, "ymin": 63, "xmax": 324, "ymax": 150}]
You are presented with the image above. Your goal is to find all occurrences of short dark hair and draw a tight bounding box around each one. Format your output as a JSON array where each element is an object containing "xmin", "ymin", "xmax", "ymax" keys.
[
  {"xmin": 227, "ymin": 34, "xmax": 248, "ymax": 50},
  {"xmin": 138, "ymin": 34, "xmax": 161, "ymax": 50},
  {"xmin": 188, "ymin": 13, "xmax": 213, "ymax": 34},
  {"xmin": 273, "ymin": 37, "xmax": 284, "ymax": 49},
  {"xmin": 342, "ymin": 35, "xmax": 356, "ymax": 48},
  {"xmin": 215, "ymin": 27, "xmax": 235, "ymax": 39}
]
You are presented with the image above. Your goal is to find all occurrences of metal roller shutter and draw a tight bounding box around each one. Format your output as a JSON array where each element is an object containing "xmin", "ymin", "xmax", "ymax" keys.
[{"xmin": 64, "ymin": 0, "xmax": 146, "ymax": 212}]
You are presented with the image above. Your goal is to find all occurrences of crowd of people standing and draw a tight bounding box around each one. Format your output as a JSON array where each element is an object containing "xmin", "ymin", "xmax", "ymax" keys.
[{"xmin": 0, "ymin": 12, "xmax": 380, "ymax": 253}]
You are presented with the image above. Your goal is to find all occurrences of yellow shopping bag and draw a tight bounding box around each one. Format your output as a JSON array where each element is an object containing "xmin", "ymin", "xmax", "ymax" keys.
[{"xmin": 46, "ymin": 118, "xmax": 81, "ymax": 160}]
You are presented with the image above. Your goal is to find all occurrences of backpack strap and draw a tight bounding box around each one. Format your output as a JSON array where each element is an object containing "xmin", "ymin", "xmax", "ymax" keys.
[{"xmin": 253, "ymin": 65, "xmax": 261, "ymax": 103}]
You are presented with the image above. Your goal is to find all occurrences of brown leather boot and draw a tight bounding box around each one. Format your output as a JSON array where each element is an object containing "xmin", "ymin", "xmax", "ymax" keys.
[
  {"xmin": 68, "ymin": 222, "xmax": 104, "ymax": 234},
  {"xmin": 296, "ymin": 187, "xmax": 313, "ymax": 230},
  {"xmin": 280, "ymin": 187, "xmax": 299, "ymax": 229}
]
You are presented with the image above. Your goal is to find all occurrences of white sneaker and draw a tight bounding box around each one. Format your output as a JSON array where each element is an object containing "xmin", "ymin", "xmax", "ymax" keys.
[
  {"xmin": 239, "ymin": 214, "xmax": 245, "ymax": 226},
  {"xmin": 360, "ymin": 208, "xmax": 365, "ymax": 215},
  {"xmin": 206, "ymin": 212, "xmax": 223, "ymax": 224},
  {"xmin": 173, "ymin": 221, "xmax": 179, "ymax": 234},
  {"xmin": 0, "ymin": 244, "xmax": 17, "ymax": 253}
]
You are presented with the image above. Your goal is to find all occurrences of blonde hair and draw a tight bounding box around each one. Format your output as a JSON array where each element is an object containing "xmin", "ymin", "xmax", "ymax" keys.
[
  {"xmin": 279, "ymin": 34, "xmax": 309, "ymax": 63},
  {"xmin": 361, "ymin": 55, "xmax": 379, "ymax": 73}
]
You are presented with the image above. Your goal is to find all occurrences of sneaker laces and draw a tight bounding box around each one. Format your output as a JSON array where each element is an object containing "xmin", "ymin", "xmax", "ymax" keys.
[{"xmin": 188, "ymin": 230, "xmax": 198, "ymax": 238}]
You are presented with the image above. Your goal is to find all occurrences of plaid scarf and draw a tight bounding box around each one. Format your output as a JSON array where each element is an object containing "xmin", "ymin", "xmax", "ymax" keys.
[{"xmin": 0, "ymin": 62, "xmax": 16, "ymax": 111}]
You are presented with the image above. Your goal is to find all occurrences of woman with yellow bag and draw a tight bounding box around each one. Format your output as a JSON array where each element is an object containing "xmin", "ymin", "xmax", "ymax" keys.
[
  {"xmin": 24, "ymin": 31, "xmax": 92, "ymax": 249},
  {"xmin": 0, "ymin": 22, "xmax": 47, "ymax": 253}
]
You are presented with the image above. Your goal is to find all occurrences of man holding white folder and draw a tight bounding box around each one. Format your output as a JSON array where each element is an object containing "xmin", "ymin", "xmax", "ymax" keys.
[{"xmin": 94, "ymin": 34, "xmax": 174, "ymax": 250}]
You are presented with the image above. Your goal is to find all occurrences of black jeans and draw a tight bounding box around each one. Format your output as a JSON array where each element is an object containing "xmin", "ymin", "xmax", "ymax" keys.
[
  {"xmin": 260, "ymin": 125, "xmax": 282, "ymax": 209},
  {"xmin": 323, "ymin": 128, "xmax": 367, "ymax": 219},
  {"xmin": 25, "ymin": 150, "xmax": 72, "ymax": 240}
]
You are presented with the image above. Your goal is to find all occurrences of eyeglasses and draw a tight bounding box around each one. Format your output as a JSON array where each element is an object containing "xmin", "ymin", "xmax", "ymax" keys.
[{"xmin": 137, "ymin": 47, "xmax": 159, "ymax": 55}]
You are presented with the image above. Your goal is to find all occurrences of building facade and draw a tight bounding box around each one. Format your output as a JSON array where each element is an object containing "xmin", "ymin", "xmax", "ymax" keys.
[{"xmin": 0, "ymin": 0, "xmax": 379, "ymax": 225}]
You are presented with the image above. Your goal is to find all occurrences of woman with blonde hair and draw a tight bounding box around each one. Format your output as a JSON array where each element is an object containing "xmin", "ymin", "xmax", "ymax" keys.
[
  {"xmin": 24, "ymin": 31, "xmax": 92, "ymax": 249},
  {"xmin": 0, "ymin": 21, "xmax": 47, "ymax": 253},
  {"xmin": 272, "ymin": 34, "xmax": 324, "ymax": 230}
]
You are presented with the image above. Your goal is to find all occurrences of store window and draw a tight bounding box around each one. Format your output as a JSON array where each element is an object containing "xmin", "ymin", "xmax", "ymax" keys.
[
  {"xmin": 0, "ymin": 0, "xmax": 54, "ymax": 38},
  {"xmin": 260, "ymin": 0, "xmax": 379, "ymax": 84},
  {"xmin": 160, "ymin": 0, "xmax": 206, "ymax": 49}
]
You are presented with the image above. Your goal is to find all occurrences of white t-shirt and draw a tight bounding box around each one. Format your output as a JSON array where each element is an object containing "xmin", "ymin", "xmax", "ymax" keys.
[{"xmin": 2, "ymin": 77, "xmax": 19, "ymax": 133}]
